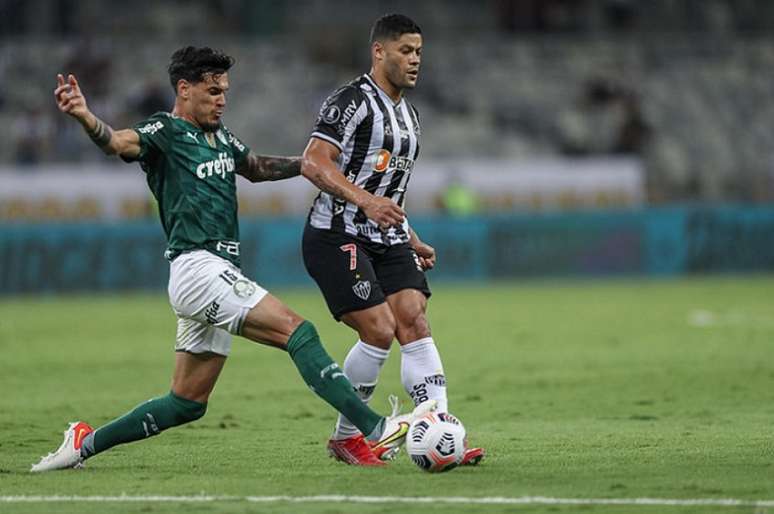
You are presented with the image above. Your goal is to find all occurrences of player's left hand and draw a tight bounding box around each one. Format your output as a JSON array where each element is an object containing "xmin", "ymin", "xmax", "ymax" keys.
[
  {"xmin": 54, "ymin": 74, "xmax": 89, "ymax": 121},
  {"xmin": 412, "ymin": 240, "xmax": 436, "ymax": 270}
]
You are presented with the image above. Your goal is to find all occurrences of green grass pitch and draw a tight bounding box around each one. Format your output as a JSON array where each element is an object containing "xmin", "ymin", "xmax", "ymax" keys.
[{"xmin": 1, "ymin": 276, "xmax": 773, "ymax": 514}]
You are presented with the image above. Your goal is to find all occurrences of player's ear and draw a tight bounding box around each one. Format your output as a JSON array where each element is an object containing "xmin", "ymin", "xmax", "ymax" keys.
[
  {"xmin": 176, "ymin": 79, "xmax": 190, "ymax": 100},
  {"xmin": 372, "ymin": 40, "xmax": 384, "ymax": 63}
]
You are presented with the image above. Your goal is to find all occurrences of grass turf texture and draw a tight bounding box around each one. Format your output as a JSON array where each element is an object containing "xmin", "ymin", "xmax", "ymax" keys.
[{"xmin": 1, "ymin": 275, "xmax": 773, "ymax": 514}]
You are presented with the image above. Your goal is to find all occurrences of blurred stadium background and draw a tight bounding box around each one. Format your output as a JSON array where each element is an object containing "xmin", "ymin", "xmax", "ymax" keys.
[
  {"xmin": 3, "ymin": 3, "xmax": 774, "ymax": 510},
  {"xmin": 2, "ymin": 0, "xmax": 774, "ymax": 293}
]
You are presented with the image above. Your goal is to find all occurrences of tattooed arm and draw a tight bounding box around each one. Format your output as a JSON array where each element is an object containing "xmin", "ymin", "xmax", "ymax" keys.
[
  {"xmin": 54, "ymin": 73, "xmax": 141, "ymax": 159},
  {"xmin": 237, "ymin": 153, "xmax": 302, "ymax": 183}
]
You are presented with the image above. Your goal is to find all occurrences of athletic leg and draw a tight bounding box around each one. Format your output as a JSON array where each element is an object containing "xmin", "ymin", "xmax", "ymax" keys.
[
  {"xmin": 387, "ymin": 287, "xmax": 485, "ymax": 466},
  {"xmin": 173, "ymin": 250, "xmax": 393, "ymax": 443},
  {"xmin": 31, "ymin": 349, "xmax": 221, "ymax": 471},
  {"xmin": 79, "ymin": 352, "xmax": 221, "ymax": 459},
  {"xmin": 170, "ymin": 351, "xmax": 226, "ymax": 402},
  {"xmin": 239, "ymin": 293, "xmax": 385, "ymax": 440},
  {"xmin": 367, "ymin": 243, "xmax": 445, "ymax": 411},
  {"xmin": 330, "ymin": 304, "xmax": 396, "ymax": 439},
  {"xmin": 386, "ymin": 288, "xmax": 448, "ymax": 412},
  {"xmin": 32, "ymin": 251, "xmax": 237, "ymax": 471},
  {"xmin": 302, "ymin": 226, "xmax": 398, "ymax": 441}
]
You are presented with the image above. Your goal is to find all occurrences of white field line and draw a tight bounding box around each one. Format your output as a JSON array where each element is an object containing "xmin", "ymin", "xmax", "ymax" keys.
[
  {"xmin": 1, "ymin": 495, "xmax": 774, "ymax": 507},
  {"xmin": 687, "ymin": 308, "xmax": 774, "ymax": 328}
]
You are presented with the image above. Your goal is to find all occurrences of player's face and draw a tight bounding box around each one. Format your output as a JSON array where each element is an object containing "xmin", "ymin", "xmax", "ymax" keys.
[
  {"xmin": 381, "ymin": 33, "xmax": 422, "ymax": 91},
  {"xmin": 189, "ymin": 73, "xmax": 229, "ymax": 131}
]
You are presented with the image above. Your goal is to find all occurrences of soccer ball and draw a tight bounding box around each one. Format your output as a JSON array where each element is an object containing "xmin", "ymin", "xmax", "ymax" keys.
[{"xmin": 406, "ymin": 412, "xmax": 466, "ymax": 472}]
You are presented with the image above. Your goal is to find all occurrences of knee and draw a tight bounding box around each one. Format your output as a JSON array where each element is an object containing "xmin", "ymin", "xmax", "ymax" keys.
[
  {"xmin": 396, "ymin": 310, "xmax": 431, "ymax": 344},
  {"xmin": 271, "ymin": 305, "xmax": 305, "ymax": 342},
  {"xmin": 285, "ymin": 313, "xmax": 308, "ymax": 340},
  {"xmin": 360, "ymin": 317, "xmax": 396, "ymax": 349}
]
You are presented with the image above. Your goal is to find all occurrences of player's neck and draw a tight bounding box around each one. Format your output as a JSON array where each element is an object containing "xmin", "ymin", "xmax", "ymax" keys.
[
  {"xmin": 171, "ymin": 105, "xmax": 201, "ymax": 130},
  {"xmin": 368, "ymin": 69, "xmax": 402, "ymax": 104}
]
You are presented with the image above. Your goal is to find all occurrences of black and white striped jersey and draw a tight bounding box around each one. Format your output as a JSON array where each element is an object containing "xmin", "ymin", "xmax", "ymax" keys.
[{"xmin": 307, "ymin": 74, "xmax": 421, "ymax": 246}]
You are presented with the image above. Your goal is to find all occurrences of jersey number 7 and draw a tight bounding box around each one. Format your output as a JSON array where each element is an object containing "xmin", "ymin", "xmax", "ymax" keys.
[{"xmin": 340, "ymin": 244, "xmax": 357, "ymax": 271}]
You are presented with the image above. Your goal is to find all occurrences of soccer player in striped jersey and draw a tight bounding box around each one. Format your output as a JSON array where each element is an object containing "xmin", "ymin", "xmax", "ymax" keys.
[
  {"xmin": 301, "ymin": 14, "xmax": 485, "ymax": 466},
  {"xmin": 31, "ymin": 46, "xmax": 434, "ymax": 472}
]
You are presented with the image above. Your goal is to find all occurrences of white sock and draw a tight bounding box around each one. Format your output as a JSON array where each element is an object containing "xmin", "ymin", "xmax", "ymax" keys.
[
  {"xmin": 400, "ymin": 337, "xmax": 448, "ymax": 412},
  {"xmin": 333, "ymin": 340, "xmax": 390, "ymax": 440}
]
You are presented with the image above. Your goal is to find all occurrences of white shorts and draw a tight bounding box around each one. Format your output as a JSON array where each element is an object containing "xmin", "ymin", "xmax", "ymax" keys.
[{"xmin": 168, "ymin": 250, "xmax": 268, "ymax": 356}]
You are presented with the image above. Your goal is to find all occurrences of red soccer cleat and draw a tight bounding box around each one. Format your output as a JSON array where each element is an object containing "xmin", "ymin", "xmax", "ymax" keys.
[
  {"xmin": 327, "ymin": 435, "xmax": 385, "ymax": 467},
  {"xmin": 461, "ymin": 445, "xmax": 486, "ymax": 466}
]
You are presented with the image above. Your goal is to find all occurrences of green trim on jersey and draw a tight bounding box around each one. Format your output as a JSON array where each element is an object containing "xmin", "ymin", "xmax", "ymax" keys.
[{"xmin": 125, "ymin": 112, "xmax": 250, "ymax": 266}]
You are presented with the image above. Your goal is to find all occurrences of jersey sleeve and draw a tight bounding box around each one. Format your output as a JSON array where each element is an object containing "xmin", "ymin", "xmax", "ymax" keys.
[
  {"xmin": 124, "ymin": 113, "xmax": 173, "ymax": 163},
  {"xmin": 310, "ymin": 86, "xmax": 366, "ymax": 151},
  {"xmin": 224, "ymin": 128, "xmax": 251, "ymax": 169}
]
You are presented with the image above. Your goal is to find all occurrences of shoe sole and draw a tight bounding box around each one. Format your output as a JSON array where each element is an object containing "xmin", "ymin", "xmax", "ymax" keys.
[{"xmin": 327, "ymin": 447, "xmax": 385, "ymax": 467}]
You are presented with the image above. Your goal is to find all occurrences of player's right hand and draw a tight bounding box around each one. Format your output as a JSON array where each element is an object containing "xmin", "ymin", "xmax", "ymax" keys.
[
  {"xmin": 362, "ymin": 196, "xmax": 406, "ymax": 229},
  {"xmin": 54, "ymin": 74, "xmax": 89, "ymax": 120}
]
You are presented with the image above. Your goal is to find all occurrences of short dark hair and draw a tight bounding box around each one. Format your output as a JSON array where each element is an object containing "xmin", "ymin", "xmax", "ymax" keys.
[
  {"xmin": 167, "ymin": 46, "xmax": 235, "ymax": 92},
  {"xmin": 370, "ymin": 14, "xmax": 421, "ymax": 44}
]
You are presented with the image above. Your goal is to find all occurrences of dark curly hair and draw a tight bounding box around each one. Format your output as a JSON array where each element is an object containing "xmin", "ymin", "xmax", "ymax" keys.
[
  {"xmin": 167, "ymin": 46, "xmax": 235, "ymax": 93},
  {"xmin": 370, "ymin": 14, "xmax": 422, "ymax": 43}
]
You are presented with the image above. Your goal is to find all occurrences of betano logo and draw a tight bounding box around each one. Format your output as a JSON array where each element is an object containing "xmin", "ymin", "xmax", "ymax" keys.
[
  {"xmin": 373, "ymin": 150, "xmax": 414, "ymax": 174},
  {"xmin": 374, "ymin": 150, "xmax": 391, "ymax": 172},
  {"xmin": 196, "ymin": 152, "xmax": 235, "ymax": 180}
]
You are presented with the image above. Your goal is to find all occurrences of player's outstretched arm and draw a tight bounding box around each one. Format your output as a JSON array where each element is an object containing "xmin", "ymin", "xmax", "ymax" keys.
[
  {"xmin": 301, "ymin": 138, "xmax": 405, "ymax": 229},
  {"xmin": 54, "ymin": 73, "xmax": 141, "ymax": 159},
  {"xmin": 238, "ymin": 153, "xmax": 302, "ymax": 182}
]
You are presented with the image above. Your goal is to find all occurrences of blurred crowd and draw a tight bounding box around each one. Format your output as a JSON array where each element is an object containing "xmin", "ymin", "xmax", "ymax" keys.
[{"xmin": 3, "ymin": 0, "xmax": 774, "ymax": 203}]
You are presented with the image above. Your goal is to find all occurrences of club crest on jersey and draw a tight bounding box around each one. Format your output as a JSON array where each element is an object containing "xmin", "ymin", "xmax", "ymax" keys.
[
  {"xmin": 196, "ymin": 152, "xmax": 235, "ymax": 179},
  {"xmin": 233, "ymin": 279, "xmax": 257, "ymax": 299},
  {"xmin": 352, "ymin": 280, "xmax": 371, "ymax": 301}
]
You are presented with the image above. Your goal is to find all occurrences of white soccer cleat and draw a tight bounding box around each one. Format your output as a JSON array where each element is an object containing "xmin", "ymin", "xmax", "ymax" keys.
[
  {"xmin": 370, "ymin": 395, "xmax": 437, "ymax": 461},
  {"xmin": 30, "ymin": 421, "xmax": 93, "ymax": 472}
]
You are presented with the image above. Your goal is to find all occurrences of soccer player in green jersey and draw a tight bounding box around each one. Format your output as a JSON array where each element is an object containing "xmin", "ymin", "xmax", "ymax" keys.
[{"xmin": 31, "ymin": 46, "xmax": 434, "ymax": 472}]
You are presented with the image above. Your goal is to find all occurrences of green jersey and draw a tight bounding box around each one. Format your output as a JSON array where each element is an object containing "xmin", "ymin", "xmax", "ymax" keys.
[{"xmin": 127, "ymin": 112, "xmax": 250, "ymax": 267}]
